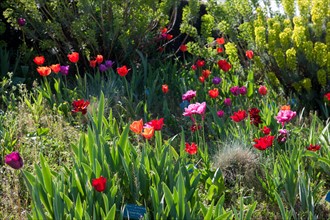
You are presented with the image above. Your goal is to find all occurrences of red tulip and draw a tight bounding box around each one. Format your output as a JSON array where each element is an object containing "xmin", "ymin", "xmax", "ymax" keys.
[
  {"xmin": 92, "ymin": 176, "xmax": 107, "ymax": 192},
  {"xmin": 246, "ymin": 50, "xmax": 254, "ymax": 59},
  {"xmin": 37, "ymin": 66, "xmax": 51, "ymax": 76},
  {"xmin": 230, "ymin": 110, "xmax": 247, "ymax": 122},
  {"xmin": 96, "ymin": 55, "xmax": 103, "ymax": 64},
  {"xmin": 117, "ymin": 65, "xmax": 130, "ymax": 77},
  {"xmin": 67, "ymin": 52, "xmax": 79, "ymax": 63},
  {"xmin": 50, "ymin": 64, "xmax": 61, "ymax": 74},
  {"xmin": 162, "ymin": 84, "xmax": 169, "ymax": 94},
  {"xmin": 185, "ymin": 142, "xmax": 198, "ymax": 155},
  {"xmin": 33, "ymin": 56, "xmax": 45, "ymax": 65}
]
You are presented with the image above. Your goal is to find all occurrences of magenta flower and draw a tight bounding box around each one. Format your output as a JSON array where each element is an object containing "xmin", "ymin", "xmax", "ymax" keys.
[
  {"xmin": 217, "ymin": 110, "xmax": 224, "ymax": 118},
  {"xmin": 275, "ymin": 110, "xmax": 296, "ymax": 127},
  {"xmin": 277, "ymin": 129, "xmax": 288, "ymax": 143},
  {"xmin": 239, "ymin": 86, "xmax": 247, "ymax": 95},
  {"xmin": 224, "ymin": 98, "xmax": 231, "ymax": 106},
  {"xmin": 183, "ymin": 102, "xmax": 206, "ymax": 121},
  {"xmin": 230, "ymin": 86, "xmax": 240, "ymax": 96},
  {"xmin": 5, "ymin": 152, "xmax": 23, "ymax": 169},
  {"xmin": 17, "ymin": 18, "xmax": 26, "ymax": 26},
  {"xmin": 60, "ymin": 65, "xmax": 70, "ymax": 75},
  {"xmin": 182, "ymin": 90, "xmax": 196, "ymax": 102}
]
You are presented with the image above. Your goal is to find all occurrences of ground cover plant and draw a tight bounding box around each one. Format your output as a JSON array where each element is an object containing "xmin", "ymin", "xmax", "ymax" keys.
[{"xmin": 1, "ymin": 0, "xmax": 330, "ymax": 219}]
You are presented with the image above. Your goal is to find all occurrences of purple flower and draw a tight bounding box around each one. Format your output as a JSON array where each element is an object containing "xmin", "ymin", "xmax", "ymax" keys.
[
  {"xmin": 212, "ymin": 77, "xmax": 222, "ymax": 85},
  {"xmin": 275, "ymin": 110, "xmax": 296, "ymax": 127},
  {"xmin": 99, "ymin": 64, "xmax": 107, "ymax": 72},
  {"xmin": 105, "ymin": 60, "xmax": 115, "ymax": 68},
  {"xmin": 224, "ymin": 98, "xmax": 231, "ymax": 106},
  {"xmin": 182, "ymin": 90, "xmax": 196, "ymax": 102},
  {"xmin": 230, "ymin": 86, "xmax": 240, "ymax": 96},
  {"xmin": 17, "ymin": 18, "xmax": 26, "ymax": 26},
  {"xmin": 239, "ymin": 86, "xmax": 247, "ymax": 95},
  {"xmin": 5, "ymin": 152, "xmax": 23, "ymax": 169},
  {"xmin": 217, "ymin": 110, "xmax": 224, "ymax": 118},
  {"xmin": 60, "ymin": 65, "xmax": 70, "ymax": 75},
  {"xmin": 277, "ymin": 129, "xmax": 288, "ymax": 143}
]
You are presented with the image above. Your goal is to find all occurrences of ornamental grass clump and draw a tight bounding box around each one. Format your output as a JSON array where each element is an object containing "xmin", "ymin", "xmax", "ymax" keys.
[{"xmin": 213, "ymin": 141, "xmax": 260, "ymax": 188}]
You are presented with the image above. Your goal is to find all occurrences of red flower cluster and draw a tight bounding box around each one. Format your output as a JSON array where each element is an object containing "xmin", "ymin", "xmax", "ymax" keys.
[
  {"xmin": 230, "ymin": 110, "xmax": 247, "ymax": 122},
  {"xmin": 253, "ymin": 136, "xmax": 275, "ymax": 150},
  {"xmin": 92, "ymin": 176, "xmax": 107, "ymax": 192},
  {"xmin": 72, "ymin": 99, "xmax": 90, "ymax": 115},
  {"xmin": 306, "ymin": 144, "xmax": 321, "ymax": 152},
  {"xmin": 185, "ymin": 142, "xmax": 198, "ymax": 155},
  {"xmin": 249, "ymin": 108, "xmax": 262, "ymax": 127},
  {"xmin": 218, "ymin": 60, "xmax": 231, "ymax": 72}
]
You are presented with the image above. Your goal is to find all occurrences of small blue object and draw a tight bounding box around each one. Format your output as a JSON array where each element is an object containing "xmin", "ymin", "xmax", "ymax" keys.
[
  {"xmin": 123, "ymin": 204, "xmax": 147, "ymax": 219},
  {"xmin": 325, "ymin": 192, "xmax": 330, "ymax": 203},
  {"xmin": 180, "ymin": 100, "xmax": 189, "ymax": 110}
]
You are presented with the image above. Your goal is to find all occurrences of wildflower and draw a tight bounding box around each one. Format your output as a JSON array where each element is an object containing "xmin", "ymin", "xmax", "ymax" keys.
[
  {"xmin": 166, "ymin": 34, "xmax": 173, "ymax": 40},
  {"xmin": 105, "ymin": 60, "xmax": 115, "ymax": 68},
  {"xmin": 218, "ymin": 60, "xmax": 231, "ymax": 72},
  {"xmin": 224, "ymin": 98, "xmax": 231, "ymax": 106},
  {"xmin": 99, "ymin": 64, "xmax": 107, "ymax": 72},
  {"xmin": 90, "ymin": 60, "xmax": 97, "ymax": 68},
  {"xmin": 5, "ymin": 152, "xmax": 23, "ymax": 169},
  {"xmin": 306, "ymin": 144, "xmax": 321, "ymax": 152},
  {"xmin": 180, "ymin": 44, "xmax": 188, "ymax": 52},
  {"xmin": 261, "ymin": 126, "xmax": 271, "ymax": 135},
  {"xmin": 72, "ymin": 99, "xmax": 90, "ymax": 115},
  {"xmin": 33, "ymin": 56, "xmax": 45, "ymax": 66},
  {"xmin": 281, "ymin": 105, "xmax": 291, "ymax": 110},
  {"xmin": 202, "ymin": 69, "xmax": 211, "ymax": 78},
  {"xmin": 130, "ymin": 119, "xmax": 143, "ymax": 134},
  {"xmin": 92, "ymin": 176, "xmax": 107, "ymax": 192},
  {"xmin": 230, "ymin": 86, "xmax": 240, "ymax": 96},
  {"xmin": 50, "ymin": 64, "xmax": 61, "ymax": 73},
  {"xmin": 217, "ymin": 47, "xmax": 223, "ymax": 53},
  {"xmin": 199, "ymin": 76, "xmax": 205, "ymax": 83},
  {"xmin": 253, "ymin": 136, "xmax": 275, "ymax": 150},
  {"xmin": 230, "ymin": 110, "xmax": 247, "ymax": 122},
  {"xmin": 182, "ymin": 90, "xmax": 196, "ymax": 102},
  {"xmin": 183, "ymin": 102, "xmax": 206, "ymax": 118},
  {"xmin": 190, "ymin": 124, "xmax": 201, "ymax": 132},
  {"xmin": 96, "ymin": 55, "xmax": 103, "ymax": 64},
  {"xmin": 185, "ymin": 142, "xmax": 198, "ymax": 155},
  {"xmin": 67, "ymin": 52, "xmax": 79, "ymax": 63},
  {"xmin": 239, "ymin": 86, "xmax": 247, "ymax": 95},
  {"xmin": 216, "ymin": 37, "xmax": 225, "ymax": 45},
  {"xmin": 275, "ymin": 109, "xmax": 296, "ymax": 127},
  {"xmin": 162, "ymin": 84, "xmax": 169, "ymax": 94},
  {"xmin": 246, "ymin": 50, "xmax": 254, "ymax": 59},
  {"xmin": 196, "ymin": 59, "xmax": 205, "ymax": 67},
  {"xmin": 37, "ymin": 66, "xmax": 51, "ymax": 77},
  {"xmin": 258, "ymin": 85, "xmax": 267, "ymax": 95},
  {"xmin": 217, "ymin": 110, "xmax": 224, "ymax": 118},
  {"xmin": 142, "ymin": 126, "xmax": 155, "ymax": 139},
  {"xmin": 60, "ymin": 65, "xmax": 70, "ymax": 75},
  {"xmin": 277, "ymin": 129, "xmax": 288, "ymax": 143},
  {"xmin": 249, "ymin": 108, "xmax": 262, "ymax": 127},
  {"xmin": 17, "ymin": 18, "xmax": 26, "ymax": 26},
  {"xmin": 117, "ymin": 65, "xmax": 130, "ymax": 77},
  {"xmin": 324, "ymin": 92, "xmax": 330, "ymax": 101},
  {"xmin": 146, "ymin": 118, "xmax": 164, "ymax": 131},
  {"xmin": 212, "ymin": 77, "xmax": 222, "ymax": 85},
  {"xmin": 208, "ymin": 88, "xmax": 219, "ymax": 98}
]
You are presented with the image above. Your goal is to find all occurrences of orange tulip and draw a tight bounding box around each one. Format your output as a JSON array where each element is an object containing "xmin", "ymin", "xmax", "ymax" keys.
[
  {"xmin": 280, "ymin": 105, "xmax": 291, "ymax": 110},
  {"xmin": 96, "ymin": 55, "xmax": 103, "ymax": 64},
  {"xmin": 50, "ymin": 64, "xmax": 61, "ymax": 74},
  {"xmin": 37, "ymin": 66, "xmax": 51, "ymax": 76},
  {"xmin": 142, "ymin": 127, "xmax": 155, "ymax": 140},
  {"xmin": 130, "ymin": 119, "xmax": 143, "ymax": 134}
]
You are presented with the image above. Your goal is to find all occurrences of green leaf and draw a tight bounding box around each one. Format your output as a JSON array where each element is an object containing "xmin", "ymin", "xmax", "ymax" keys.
[
  {"xmin": 245, "ymin": 201, "xmax": 257, "ymax": 220},
  {"xmin": 204, "ymin": 200, "xmax": 214, "ymax": 220},
  {"xmin": 40, "ymin": 154, "xmax": 53, "ymax": 198},
  {"xmin": 75, "ymin": 194, "xmax": 83, "ymax": 219},
  {"xmin": 274, "ymin": 191, "xmax": 287, "ymax": 220},
  {"xmin": 97, "ymin": 92, "xmax": 105, "ymax": 133},
  {"xmin": 105, "ymin": 204, "xmax": 116, "ymax": 220}
]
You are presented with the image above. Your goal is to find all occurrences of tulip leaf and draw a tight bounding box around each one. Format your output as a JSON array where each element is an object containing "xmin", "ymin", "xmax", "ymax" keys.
[
  {"xmin": 40, "ymin": 154, "xmax": 53, "ymax": 198},
  {"xmin": 105, "ymin": 204, "xmax": 116, "ymax": 220}
]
